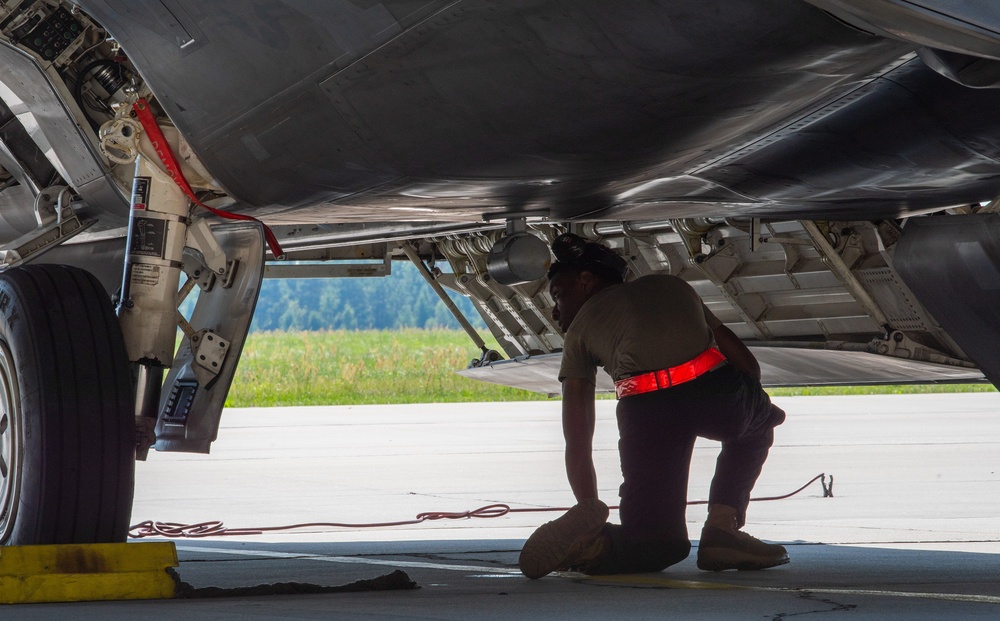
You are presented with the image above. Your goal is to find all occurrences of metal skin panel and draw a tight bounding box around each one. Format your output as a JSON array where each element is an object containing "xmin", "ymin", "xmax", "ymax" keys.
[
  {"xmin": 805, "ymin": 0, "xmax": 1000, "ymax": 60},
  {"xmin": 895, "ymin": 214, "xmax": 1000, "ymax": 387},
  {"xmin": 458, "ymin": 347, "xmax": 986, "ymax": 395},
  {"xmin": 71, "ymin": 0, "xmax": 1000, "ymax": 224}
]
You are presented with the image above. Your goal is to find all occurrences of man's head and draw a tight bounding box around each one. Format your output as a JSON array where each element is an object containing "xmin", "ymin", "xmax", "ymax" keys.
[{"xmin": 547, "ymin": 234, "xmax": 627, "ymax": 332}]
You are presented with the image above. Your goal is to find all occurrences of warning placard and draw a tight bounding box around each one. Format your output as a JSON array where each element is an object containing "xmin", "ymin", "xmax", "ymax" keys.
[
  {"xmin": 130, "ymin": 217, "xmax": 166, "ymax": 258},
  {"xmin": 130, "ymin": 263, "xmax": 161, "ymax": 287},
  {"xmin": 131, "ymin": 176, "xmax": 150, "ymax": 210}
]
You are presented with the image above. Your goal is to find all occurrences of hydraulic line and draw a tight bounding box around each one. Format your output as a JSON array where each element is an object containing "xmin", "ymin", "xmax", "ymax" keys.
[
  {"xmin": 129, "ymin": 473, "xmax": 832, "ymax": 539},
  {"xmin": 400, "ymin": 242, "xmax": 489, "ymax": 356}
]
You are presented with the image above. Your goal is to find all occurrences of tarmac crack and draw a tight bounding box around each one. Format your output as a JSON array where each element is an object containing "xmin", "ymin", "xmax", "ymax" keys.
[{"xmin": 769, "ymin": 590, "xmax": 857, "ymax": 620}]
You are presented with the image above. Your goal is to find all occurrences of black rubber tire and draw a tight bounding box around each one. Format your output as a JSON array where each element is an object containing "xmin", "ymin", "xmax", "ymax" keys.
[{"xmin": 0, "ymin": 264, "xmax": 134, "ymax": 545}]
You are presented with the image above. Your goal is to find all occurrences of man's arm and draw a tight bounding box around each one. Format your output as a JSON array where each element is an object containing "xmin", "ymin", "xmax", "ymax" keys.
[
  {"xmin": 713, "ymin": 323, "xmax": 761, "ymax": 381},
  {"xmin": 561, "ymin": 377, "xmax": 598, "ymax": 502}
]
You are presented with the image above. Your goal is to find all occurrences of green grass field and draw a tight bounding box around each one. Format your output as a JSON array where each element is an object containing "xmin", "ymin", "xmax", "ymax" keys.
[
  {"xmin": 228, "ymin": 329, "xmax": 547, "ymax": 406},
  {"xmin": 226, "ymin": 329, "xmax": 995, "ymax": 407}
]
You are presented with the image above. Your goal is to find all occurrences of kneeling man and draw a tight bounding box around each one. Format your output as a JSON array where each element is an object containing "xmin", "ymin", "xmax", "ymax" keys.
[{"xmin": 520, "ymin": 233, "xmax": 788, "ymax": 578}]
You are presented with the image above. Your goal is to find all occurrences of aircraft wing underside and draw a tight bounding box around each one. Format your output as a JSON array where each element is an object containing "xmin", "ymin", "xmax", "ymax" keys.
[
  {"xmin": 68, "ymin": 0, "xmax": 1000, "ymax": 223},
  {"xmin": 1, "ymin": 0, "xmax": 1000, "ymax": 396}
]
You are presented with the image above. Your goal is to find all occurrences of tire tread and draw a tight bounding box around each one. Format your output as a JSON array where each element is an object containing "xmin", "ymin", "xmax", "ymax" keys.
[{"xmin": 0, "ymin": 264, "xmax": 133, "ymax": 545}]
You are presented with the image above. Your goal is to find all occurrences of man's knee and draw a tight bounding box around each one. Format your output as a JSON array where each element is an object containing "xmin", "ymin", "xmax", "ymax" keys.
[
  {"xmin": 768, "ymin": 403, "xmax": 786, "ymax": 427},
  {"xmin": 741, "ymin": 397, "xmax": 784, "ymax": 441}
]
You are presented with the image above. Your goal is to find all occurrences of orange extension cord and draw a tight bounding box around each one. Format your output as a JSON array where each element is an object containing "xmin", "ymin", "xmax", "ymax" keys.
[{"xmin": 128, "ymin": 473, "xmax": 832, "ymax": 539}]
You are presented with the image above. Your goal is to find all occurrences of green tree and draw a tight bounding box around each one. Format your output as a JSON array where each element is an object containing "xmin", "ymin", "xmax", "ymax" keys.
[{"xmin": 249, "ymin": 262, "xmax": 487, "ymax": 332}]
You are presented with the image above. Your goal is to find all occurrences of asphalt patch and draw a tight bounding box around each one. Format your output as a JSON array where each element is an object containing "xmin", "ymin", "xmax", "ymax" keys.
[{"xmin": 170, "ymin": 568, "xmax": 419, "ymax": 598}]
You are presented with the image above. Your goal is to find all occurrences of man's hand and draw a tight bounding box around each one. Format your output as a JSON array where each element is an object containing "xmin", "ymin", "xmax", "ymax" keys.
[{"xmin": 562, "ymin": 377, "xmax": 598, "ymax": 502}]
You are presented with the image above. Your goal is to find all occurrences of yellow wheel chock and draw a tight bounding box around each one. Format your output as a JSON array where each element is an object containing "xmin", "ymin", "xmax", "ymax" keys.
[{"xmin": 0, "ymin": 542, "xmax": 178, "ymax": 604}]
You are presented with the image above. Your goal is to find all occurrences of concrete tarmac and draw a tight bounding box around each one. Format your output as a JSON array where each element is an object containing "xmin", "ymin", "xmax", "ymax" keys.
[{"xmin": 6, "ymin": 392, "xmax": 1000, "ymax": 619}]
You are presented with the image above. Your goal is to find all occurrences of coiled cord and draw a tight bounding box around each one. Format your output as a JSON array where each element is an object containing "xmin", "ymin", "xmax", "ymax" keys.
[{"xmin": 129, "ymin": 473, "xmax": 832, "ymax": 539}]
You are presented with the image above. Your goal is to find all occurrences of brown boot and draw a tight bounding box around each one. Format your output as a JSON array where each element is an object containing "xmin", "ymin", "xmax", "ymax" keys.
[
  {"xmin": 697, "ymin": 504, "xmax": 789, "ymax": 572},
  {"xmin": 519, "ymin": 498, "xmax": 609, "ymax": 579}
]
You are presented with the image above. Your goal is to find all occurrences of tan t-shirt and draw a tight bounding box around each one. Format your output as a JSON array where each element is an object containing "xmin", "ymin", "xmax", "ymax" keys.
[{"xmin": 558, "ymin": 274, "xmax": 723, "ymax": 382}]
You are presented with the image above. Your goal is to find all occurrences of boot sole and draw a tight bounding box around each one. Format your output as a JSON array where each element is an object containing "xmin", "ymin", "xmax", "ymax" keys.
[{"xmin": 697, "ymin": 548, "xmax": 790, "ymax": 572}]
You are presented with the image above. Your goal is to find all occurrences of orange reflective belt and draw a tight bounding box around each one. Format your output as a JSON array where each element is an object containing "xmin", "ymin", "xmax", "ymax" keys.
[{"xmin": 614, "ymin": 348, "xmax": 726, "ymax": 399}]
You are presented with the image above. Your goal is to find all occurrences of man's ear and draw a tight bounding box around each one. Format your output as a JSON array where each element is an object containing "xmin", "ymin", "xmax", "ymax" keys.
[{"xmin": 578, "ymin": 270, "xmax": 600, "ymax": 293}]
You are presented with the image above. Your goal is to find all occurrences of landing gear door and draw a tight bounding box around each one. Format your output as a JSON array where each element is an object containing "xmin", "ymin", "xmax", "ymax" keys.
[
  {"xmin": 894, "ymin": 214, "xmax": 1000, "ymax": 389},
  {"xmin": 155, "ymin": 221, "xmax": 265, "ymax": 453}
]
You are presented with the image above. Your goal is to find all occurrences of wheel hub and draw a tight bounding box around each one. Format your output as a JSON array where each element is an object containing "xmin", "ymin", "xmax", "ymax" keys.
[
  {"xmin": 0, "ymin": 341, "xmax": 20, "ymax": 542},
  {"xmin": 0, "ymin": 411, "xmax": 9, "ymax": 480}
]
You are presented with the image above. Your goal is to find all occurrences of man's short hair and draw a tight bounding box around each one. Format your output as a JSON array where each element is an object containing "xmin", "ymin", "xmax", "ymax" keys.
[{"xmin": 547, "ymin": 233, "xmax": 628, "ymax": 284}]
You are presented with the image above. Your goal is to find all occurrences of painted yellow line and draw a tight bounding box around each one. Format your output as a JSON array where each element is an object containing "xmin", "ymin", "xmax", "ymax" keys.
[{"xmin": 791, "ymin": 588, "xmax": 1000, "ymax": 605}]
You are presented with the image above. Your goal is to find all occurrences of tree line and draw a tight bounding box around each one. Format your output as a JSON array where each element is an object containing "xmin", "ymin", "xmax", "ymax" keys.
[{"xmin": 250, "ymin": 261, "xmax": 487, "ymax": 332}]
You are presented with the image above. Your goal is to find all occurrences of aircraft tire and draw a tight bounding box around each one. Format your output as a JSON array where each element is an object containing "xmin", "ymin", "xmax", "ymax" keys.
[{"xmin": 0, "ymin": 264, "xmax": 134, "ymax": 545}]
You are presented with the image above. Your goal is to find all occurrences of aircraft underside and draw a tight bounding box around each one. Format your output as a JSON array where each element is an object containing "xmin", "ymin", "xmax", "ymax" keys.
[{"xmin": 0, "ymin": 0, "xmax": 999, "ymax": 546}]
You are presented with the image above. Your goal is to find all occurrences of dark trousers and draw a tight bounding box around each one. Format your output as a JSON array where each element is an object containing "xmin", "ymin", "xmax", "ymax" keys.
[{"xmin": 590, "ymin": 364, "xmax": 784, "ymax": 574}]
